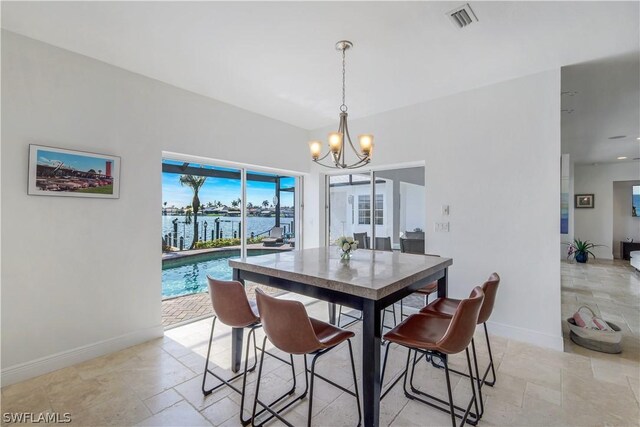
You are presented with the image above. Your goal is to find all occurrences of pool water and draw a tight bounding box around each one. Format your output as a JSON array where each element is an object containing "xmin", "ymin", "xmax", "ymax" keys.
[{"xmin": 162, "ymin": 249, "xmax": 284, "ymax": 298}]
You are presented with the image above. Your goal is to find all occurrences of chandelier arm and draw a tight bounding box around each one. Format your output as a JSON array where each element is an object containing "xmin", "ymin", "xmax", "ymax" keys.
[
  {"xmin": 313, "ymin": 158, "xmax": 347, "ymax": 169},
  {"xmin": 344, "ymin": 157, "xmax": 371, "ymax": 170},
  {"xmin": 343, "ymin": 117, "xmax": 369, "ymax": 161},
  {"xmin": 314, "ymin": 150, "xmax": 333, "ymax": 162}
]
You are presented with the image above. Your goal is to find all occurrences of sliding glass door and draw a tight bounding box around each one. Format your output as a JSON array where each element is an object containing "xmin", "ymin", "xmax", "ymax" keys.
[
  {"xmin": 245, "ymin": 171, "xmax": 298, "ymax": 254},
  {"xmin": 328, "ymin": 172, "xmax": 372, "ymax": 247},
  {"xmin": 326, "ymin": 166, "xmax": 425, "ymax": 252},
  {"xmin": 161, "ymin": 157, "xmax": 302, "ymax": 301}
]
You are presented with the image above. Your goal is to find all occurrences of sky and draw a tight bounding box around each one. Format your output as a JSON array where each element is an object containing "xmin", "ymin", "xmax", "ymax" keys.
[
  {"xmin": 162, "ymin": 172, "xmax": 295, "ymax": 208},
  {"xmin": 37, "ymin": 149, "xmax": 113, "ymax": 172}
]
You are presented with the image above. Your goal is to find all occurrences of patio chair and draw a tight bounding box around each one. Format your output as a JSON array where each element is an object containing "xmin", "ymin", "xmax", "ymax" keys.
[
  {"xmin": 375, "ymin": 236, "xmax": 392, "ymax": 251},
  {"xmin": 262, "ymin": 226, "xmax": 284, "ymax": 247},
  {"xmin": 353, "ymin": 232, "xmax": 370, "ymax": 249},
  {"xmin": 404, "ymin": 230, "xmax": 425, "ymax": 240},
  {"xmin": 400, "ymin": 237, "xmax": 425, "ymax": 254}
]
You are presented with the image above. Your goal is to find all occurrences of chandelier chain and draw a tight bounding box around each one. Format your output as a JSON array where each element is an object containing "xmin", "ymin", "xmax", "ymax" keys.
[
  {"xmin": 308, "ymin": 40, "xmax": 372, "ymax": 169},
  {"xmin": 340, "ymin": 47, "xmax": 347, "ymax": 112}
]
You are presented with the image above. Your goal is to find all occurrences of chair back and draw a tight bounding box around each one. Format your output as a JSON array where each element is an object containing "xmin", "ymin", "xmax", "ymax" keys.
[
  {"xmin": 437, "ymin": 287, "xmax": 484, "ymax": 354},
  {"xmin": 255, "ymin": 289, "xmax": 321, "ymax": 355},
  {"xmin": 478, "ymin": 273, "xmax": 500, "ymax": 324},
  {"xmin": 405, "ymin": 231, "xmax": 425, "ymax": 239},
  {"xmin": 400, "ymin": 238, "xmax": 425, "ymax": 254},
  {"xmin": 206, "ymin": 277, "xmax": 259, "ymax": 328},
  {"xmin": 270, "ymin": 227, "xmax": 284, "ymax": 238},
  {"xmin": 353, "ymin": 232, "xmax": 370, "ymax": 249},
  {"xmin": 375, "ymin": 237, "xmax": 392, "ymax": 251}
]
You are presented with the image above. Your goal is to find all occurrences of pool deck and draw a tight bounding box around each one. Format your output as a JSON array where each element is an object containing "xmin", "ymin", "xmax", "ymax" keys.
[
  {"xmin": 162, "ymin": 243, "xmax": 294, "ymax": 262},
  {"xmin": 162, "ymin": 283, "xmax": 284, "ymax": 328}
]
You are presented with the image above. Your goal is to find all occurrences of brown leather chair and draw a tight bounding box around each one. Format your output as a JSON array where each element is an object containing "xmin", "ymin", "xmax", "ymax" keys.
[
  {"xmin": 420, "ymin": 273, "xmax": 501, "ymax": 418},
  {"xmin": 252, "ymin": 289, "xmax": 361, "ymax": 427},
  {"xmin": 381, "ymin": 287, "xmax": 485, "ymax": 427},
  {"xmin": 203, "ymin": 277, "xmax": 295, "ymax": 426},
  {"xmin": 399, "ymin": 254, "xmax": 442, "ymax": 320}
]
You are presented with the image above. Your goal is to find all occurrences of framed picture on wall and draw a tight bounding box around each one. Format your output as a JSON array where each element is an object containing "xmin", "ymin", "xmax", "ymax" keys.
[
  {"xmin": 575, "ymin": 193, "xmax": 594, "ymax": 208},
  {"xmin": 28, "ymin": 145, "xmax": 121, "ymax": 199}
]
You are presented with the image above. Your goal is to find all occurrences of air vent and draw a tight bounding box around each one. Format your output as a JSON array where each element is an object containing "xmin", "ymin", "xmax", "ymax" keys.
[
  {"xmin": 608, "ymin": 135, "xmax": 627, "ymax": 140},
  {"xmin": 447, "ymin": 4, "xmax": 478, "ymax": 28}
]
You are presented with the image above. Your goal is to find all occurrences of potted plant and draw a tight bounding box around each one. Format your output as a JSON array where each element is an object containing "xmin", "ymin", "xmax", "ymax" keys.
[{"xmin": 566, "ymin": 238, "xmax": 604, "ymax": 263}]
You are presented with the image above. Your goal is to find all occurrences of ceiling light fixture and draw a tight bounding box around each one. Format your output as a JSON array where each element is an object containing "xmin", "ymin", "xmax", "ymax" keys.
[
  {"xmin": 617, "ymin": 156, "xmax": 628, "ymax": 160},
  {"xmin": 309, "ymin": 41, "xmax": 373, "ymax": 169}
]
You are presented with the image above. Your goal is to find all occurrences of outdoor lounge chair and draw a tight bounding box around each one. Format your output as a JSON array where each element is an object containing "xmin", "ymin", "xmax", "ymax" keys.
[{"xmin": 262, "ymin": 226, "xmax": 284, "ymax": 247}]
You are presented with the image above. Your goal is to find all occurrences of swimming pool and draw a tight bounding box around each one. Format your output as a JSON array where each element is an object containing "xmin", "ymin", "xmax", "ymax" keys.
[{"xmin": 162, "ymin": 249, "xmax": 285, "ymax": 298}]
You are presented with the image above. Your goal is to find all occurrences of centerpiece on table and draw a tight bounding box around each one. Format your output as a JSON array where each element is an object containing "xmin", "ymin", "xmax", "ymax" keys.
[
  {"xmin": 336, "ymin": 236, "xmax": 358, "ymax": 260},
  {"xmin": 566, "ymin": 238, "xmax": 604, "ymax": 263}
]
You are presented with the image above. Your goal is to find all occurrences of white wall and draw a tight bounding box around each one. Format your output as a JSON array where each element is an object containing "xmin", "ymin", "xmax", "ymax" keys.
[
  {"xmin": 400, "ymin": 182, "xmax": 426, "ymax": 234},
  {"xmin": 613, "ymin": 181, "xmax": 640, "ymax": 258},
  {"xmin": 306, "ymin": 70, "xmax": 563, "ymax": 350},
  {"xmin": 1, "ymin": 31, "xmax": 309, "ymax": 385},
  {"xmin": 574, "ymin": 162, "xmax": 640, "ymax": 259}
]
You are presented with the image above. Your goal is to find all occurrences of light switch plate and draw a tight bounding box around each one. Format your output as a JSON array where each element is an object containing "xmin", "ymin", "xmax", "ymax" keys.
[{"xmin": 434, "ymin": 222, "xmax": 450, "ymax": 232}]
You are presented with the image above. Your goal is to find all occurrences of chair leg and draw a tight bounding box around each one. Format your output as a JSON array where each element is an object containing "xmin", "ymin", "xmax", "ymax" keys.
[
  {"xmin": 464, "ymin": 347, "xmax": 480, "ymax": 425},
  {"xmin": 392, "ymin": 304, "xmax": 397, "ymax": 326},
  {"xmin": 203, "ymin": 319, "xmax": 261, "ymax": 398},
  {"xmin": 202, "ymin": 316, "xmax": 217, "ymax": 395},
  {"xmin": 337, "ymin": 306, "xmax": 363, "ymax": 329},
  {"xmin": 431, "ymin": 326, "xmax": 495, "ymax": 392},
  {"xmin": 239, "ymin": 328, "xmax": 258, "ymax": 425},
  {"xmin": 251, "ymin": 337, "xmax": 269, "ymax": 426},
  {"xmin": 403, "ymin": 350, "xmax": 478, "ymax": 426},
  {"xmin": 347, "ymin": 339, "xmax": 362, "ymax": 426},
  {"xmin": 250, "ymin": 340, "xmax": 305, "ymax": 427},
  {"xmin": 307, "ymin": 353, "xmax": 320, "ymax": 427},
  {"xmin": 470, "ymin": 338, "xmax": 484, "ymax": 418},
  {"xmin": 484, "ymin": 323, "xmax": 497, "ymax": 387},
  {"xmin": 443, "ymin": 355, "xmax": 457, "ymax": 427}
]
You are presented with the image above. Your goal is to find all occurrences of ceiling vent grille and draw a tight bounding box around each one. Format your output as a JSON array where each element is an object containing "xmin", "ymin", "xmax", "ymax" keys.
[{"xmin": 447, "ymin": 4, "xmax": 478, "ymax": 28}]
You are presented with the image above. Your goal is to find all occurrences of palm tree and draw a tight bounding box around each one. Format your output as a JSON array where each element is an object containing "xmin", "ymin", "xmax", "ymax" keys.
[
  {"xmin": 231, "ymin": 199, "xmax": 239, "ymax": 208},
  {"xmin": 179, "ymin": 175, "xmax": 207, "ymax": 249},
  {"xmin": 262, "ymin": 200, "xmax": 270, "ymax": 208}
]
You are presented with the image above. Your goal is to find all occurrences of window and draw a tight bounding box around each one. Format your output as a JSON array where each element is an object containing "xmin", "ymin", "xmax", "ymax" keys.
[
  {"xmin": 375, "ymin": 193, "xmax": 384, "ymax": 225},
  {"xmin": 358, "ymin": 195, "xmax": 370, "ymax": 225},
  {"xmin": 358, "ymin": 194, "xmax": 383, "ymax": 225}
]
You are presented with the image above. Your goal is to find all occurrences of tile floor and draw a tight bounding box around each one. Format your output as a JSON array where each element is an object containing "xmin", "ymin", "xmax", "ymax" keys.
[{"xmin": 2, "ymin": 262, "xmax": 639, "ymax": 426}]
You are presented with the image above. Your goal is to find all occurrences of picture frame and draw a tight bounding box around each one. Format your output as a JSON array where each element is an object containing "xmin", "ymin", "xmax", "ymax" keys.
[
  {"xmin": 575, "ymin": 193, "xmax": 594, "ymax": 209},
  {"xmin": 28, "ymin": 144, "xmax": 121, "ymax": 199}
]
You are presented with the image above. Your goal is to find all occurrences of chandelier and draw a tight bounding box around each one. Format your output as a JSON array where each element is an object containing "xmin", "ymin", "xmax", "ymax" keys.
[{"xmin": 309, "ymin": 40, "xmax": 374, "ymax": 169}]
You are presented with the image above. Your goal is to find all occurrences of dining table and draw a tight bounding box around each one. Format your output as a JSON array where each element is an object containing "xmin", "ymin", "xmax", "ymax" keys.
[{"xmin": 229, "ymin": 247, "xmax": 452, "ymax": 427}]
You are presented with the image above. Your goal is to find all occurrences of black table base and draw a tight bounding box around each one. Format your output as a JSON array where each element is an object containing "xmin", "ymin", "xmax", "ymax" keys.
[{"xmin": 230, "ymin": 266, "xmax": 448, "ymax": 427}]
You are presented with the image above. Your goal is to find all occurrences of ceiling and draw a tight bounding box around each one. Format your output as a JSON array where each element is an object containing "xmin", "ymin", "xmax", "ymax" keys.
[
  {"xmin": 562, "ymin": 53, "xmax": 640, "ymax": 165},
  {"xmin": 2, "ymin": 1, "xmax": 639, "ymax": 130}
]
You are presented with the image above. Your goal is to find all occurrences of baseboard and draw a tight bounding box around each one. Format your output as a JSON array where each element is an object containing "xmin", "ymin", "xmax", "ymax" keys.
[
  {"xmin": 1, "ymin": 325, "xmax": 164, "ymax": 387},
  {"xmin": 486, "ymin": 320, "xmax": 564, "ymax": 351}
]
